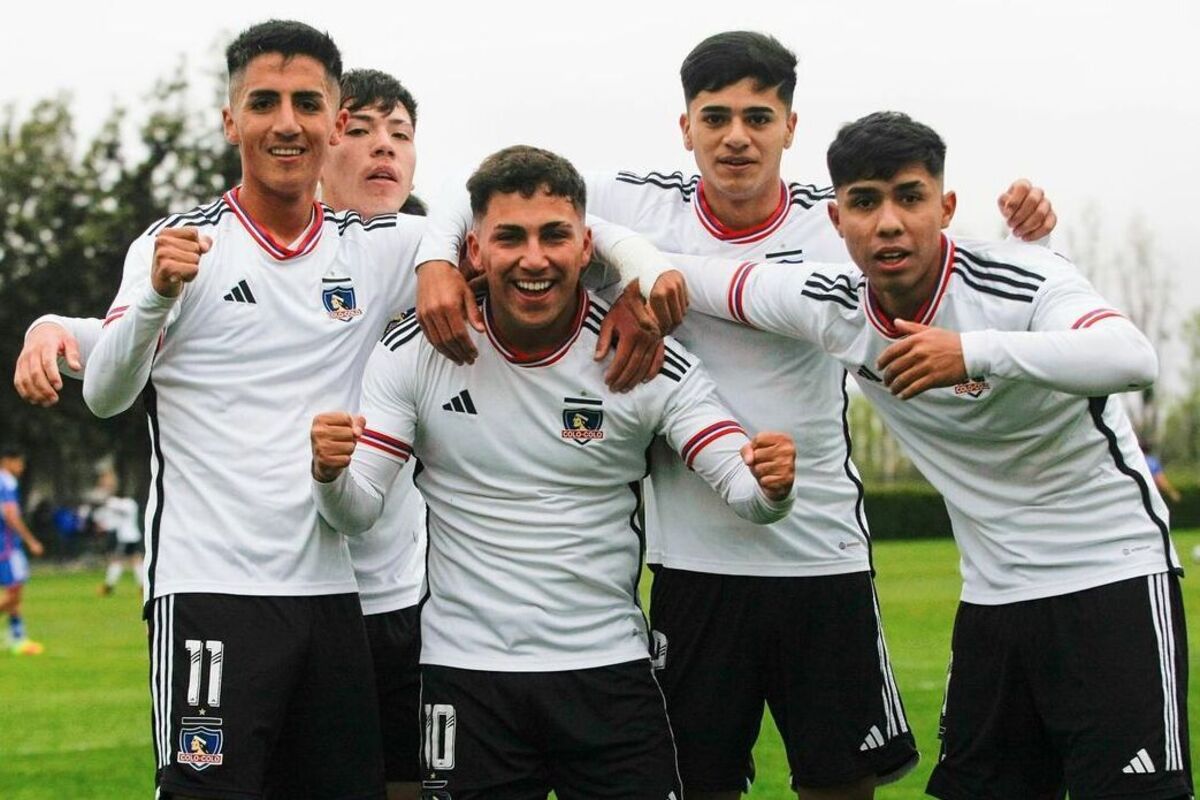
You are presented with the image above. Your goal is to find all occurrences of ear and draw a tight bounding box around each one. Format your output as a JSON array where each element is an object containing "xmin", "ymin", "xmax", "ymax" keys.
[
  {"xmin": 329, "ymin": 107, "xmax": 349, "ymax": 146},
  {"xmin": 679, "ymin": 112, "xmax": 693, "ymax": 151},
  {"xmin": 466, "ymin": 229, "xmax": 484, "ymax": 272},
  {"xmin": 941, "ymin": 190, "xmax": 957, "ymax": 229},
  {"xmin": 580, "ymin": 225, "xmax": 594, "ymax": 266},
  {"xmin": 222, "ymin": 106, "xmax": 239, "ymax": 146},
  {"xmin": 827, "ymin": 201, "xmax": 845, "ymax": 239},
  {"xmin": 784, "ymin": 110, "xmax": 797, "ymax": 149}
]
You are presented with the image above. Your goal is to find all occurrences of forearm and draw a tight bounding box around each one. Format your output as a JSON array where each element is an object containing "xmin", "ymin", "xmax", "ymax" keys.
[
  {"xmin": 705, "ymin": 450, "xmax": 795, "ymax": 524},
  {"xmin": 3, "ymin": 508, "xmax": 37, "ymax": 545},
  {"xmin": 311, "ymin": 445, "xmax": 401, "ymax": 535},
  {"xmin": 961, "ymin": 320, "xmax": 1157, "ymax": 395},
  {"xmin": 413, "ymin": 180, "xmax": 473, "ymax": 268},
  {"xmin": 82, "ymin": 284, "xmax": 176, "ymax": 417},
  {"xmin": 26, "ymin": 315, "xmax": 103, "ymax": 379}
]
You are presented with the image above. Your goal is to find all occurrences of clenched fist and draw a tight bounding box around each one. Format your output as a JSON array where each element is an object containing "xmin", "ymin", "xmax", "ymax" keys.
[
  {"xmin": 153, "ymin": 227, "xmax": 212, "ymax": 297},
  {"xmin": 311, "ymin": 412, "xmax": 366, "ymax": 483},
  {"xmin": 740, "ymin": 431, "xmax": 796, "ymax": 501}
]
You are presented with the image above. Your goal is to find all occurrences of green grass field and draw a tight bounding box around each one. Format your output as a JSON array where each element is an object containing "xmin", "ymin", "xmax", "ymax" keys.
[{"xmin": 2, "ymin": 533, "xmax": 1198, "ymax": 799}]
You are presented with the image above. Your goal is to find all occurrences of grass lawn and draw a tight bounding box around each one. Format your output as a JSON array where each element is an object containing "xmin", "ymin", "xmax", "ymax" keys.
[{"xmin": 2, "ymin": 532, "xmax": 1198, "ymax": 798}]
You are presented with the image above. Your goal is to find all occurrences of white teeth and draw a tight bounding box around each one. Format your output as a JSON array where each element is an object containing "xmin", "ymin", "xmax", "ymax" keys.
[
  {"xmin": 270, "ymin": 148, "xmax": 302, "ymax": 156},
  {"xmin": 516, "ymin": 280, "xmax": 551, "ymax": 291}
]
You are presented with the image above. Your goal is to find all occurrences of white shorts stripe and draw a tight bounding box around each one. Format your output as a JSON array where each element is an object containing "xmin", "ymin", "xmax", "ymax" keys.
[
  {"xmin": 165, "ymin": 595, "xmax": 175, "ymax": 768},
  {"xmin": 648, "ymin": 666, "xmax": 685, "ymax": 796},
  {"xmin": 1148, "ymin": 574, "xmax": 1181, "ymax": 771},
  {"xmin": 872, "ymin": 586, "xmax": 908, "ymax": 737}
]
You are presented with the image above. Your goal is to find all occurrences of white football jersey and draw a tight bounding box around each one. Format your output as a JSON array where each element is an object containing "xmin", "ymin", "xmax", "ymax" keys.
[
  {"xmin": 341, "ymin": 291, "xmax": 787, "ymax": 671},
  {"xmin": 587, "ymin": 170, "xmax": 871, "ymax": 576},
  {"xmin": 95, "ymin": 496, "xmax": 142, "ymax": 545},
  {"xmin": 90, "ymin": 189, "xmax": 427, "ymax": 603},
  {"xmin": 675, "ymin": 234, "xmax": 1180, "ymax": 604}
]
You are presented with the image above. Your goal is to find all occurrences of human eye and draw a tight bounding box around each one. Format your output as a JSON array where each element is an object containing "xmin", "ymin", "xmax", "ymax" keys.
[
  {"xmin": 701, "ymin": 112, "xmax": 728, "ymax": 127},
  {"xmin": 746, "ymin": 113, "xmax": 772, "ymax": 127},
  {"xmin": 392, "ymin": 131, "xmax": 411, "ymax": 142}
]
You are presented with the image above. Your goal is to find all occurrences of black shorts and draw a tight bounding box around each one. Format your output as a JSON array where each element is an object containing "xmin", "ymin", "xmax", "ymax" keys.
[
  {"xmin": 419, "ymin": 659, "xmax": 681, "ymax": 799},
  {"xmin": 927, "ymin": 573, "xmax": 1191, "ymax": 800},
  {"xmin": 649, "ymin": 567, "xmax": 917, "ymax": 792},
  {"xmin": 364, "ymin": 604, "xmax": 421, "ymax": 784},
  {"xmin": 114, "ymin": 540, "xmax": 142, "ymax": 557},
  {"xmin": 147, "ymin": 593, "xmax": 385, "ymax": 800}
]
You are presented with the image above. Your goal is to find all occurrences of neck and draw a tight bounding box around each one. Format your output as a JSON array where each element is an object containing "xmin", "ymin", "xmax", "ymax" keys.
[
  {"xmin": 491, "ymin": 293, "xmax": 581, "ymax": 360},
  {"xmin": 237, "ymin": 177, "xmax": 316, "ymax": 243},
  {"xmin": 873, "ymin": 238, "xmax": 948, "ymax": 322},
  {"xmin": 701, "ymin": 180, "xmax": 781, "ymax": 232}
]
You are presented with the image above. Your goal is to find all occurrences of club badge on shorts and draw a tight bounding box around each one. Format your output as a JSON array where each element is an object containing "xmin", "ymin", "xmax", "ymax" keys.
[{"xmin": 177, "ymin": 716, "xmax": 224, "ymax": 770}]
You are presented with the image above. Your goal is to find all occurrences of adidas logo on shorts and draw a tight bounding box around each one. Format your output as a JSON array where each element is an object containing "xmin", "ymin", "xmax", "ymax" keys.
[{"xmin": 1122, "ymin": 748, "xmax": 1156, "ymax": 774}]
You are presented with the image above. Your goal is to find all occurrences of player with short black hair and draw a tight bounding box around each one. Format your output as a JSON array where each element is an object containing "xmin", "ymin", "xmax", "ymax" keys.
[
  {"xmin": 680, "ymin": 30, "xmax": 798, "ymax": 107},
  {"xmin": 646, "ymin": 109, "xmax": 1191, "ymax": 800},
  {"xmin": 312, "ymin": 144, "xmax": 798, "ymax": 800},
  {"xmin": 73, "ymin": 20, "xmax": 443, "ymax": 800}
]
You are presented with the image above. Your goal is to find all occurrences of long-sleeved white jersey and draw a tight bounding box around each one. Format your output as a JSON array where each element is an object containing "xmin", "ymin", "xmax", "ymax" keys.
[
  {"xmin": 416, "ymin": 171, "xmax": 870, "ymax": 577},
  {"xmin": 668, "ymin": 234, "xmax": 1177, "ymax": 604},
  {"xmin": 82, "ymin": 189, "xmax": 427, "ymax": 606},
  {"xmin": 314, "ymin": 291, "xmax": 793, "ymax": 671}
]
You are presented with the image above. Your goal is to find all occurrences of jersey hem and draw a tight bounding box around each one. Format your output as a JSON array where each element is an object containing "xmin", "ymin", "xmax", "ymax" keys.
[
  {"xmin": 648, "ymin": 555, "xmax": 872, "ymax": 577},
  {"xmin": 358, "ymin": 588, "xmax": 424, "ymax": 616},
  {"xmin": 959, "ymin": 561, "xmax": 1175, "ymax": 605},
  {"xmin": 420, "ymin": 645, "xmax": 651, "ymax": 672},
  {"xmin": 151, "ymin": 579, "xmax": 360, "ymax": 598}
]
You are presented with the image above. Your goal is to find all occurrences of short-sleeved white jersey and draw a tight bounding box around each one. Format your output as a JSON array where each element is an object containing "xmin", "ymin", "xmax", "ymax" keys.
[
  {"xmin": 677, "ymin": 234, "xmax": 1179, "ymax": 604},
  {"xmin": 96, "ymin": 189, "xmax": 426, "ymax": 603},
  {"xmin": 348, "ymin": 291, "xmax": 785, "ymax": 671},
  {"xmin": 587, "ymin": 170, "xmax": 870, "ymax": 576}
]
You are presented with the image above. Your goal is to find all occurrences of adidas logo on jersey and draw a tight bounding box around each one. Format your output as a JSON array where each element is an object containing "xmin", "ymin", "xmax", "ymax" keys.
[
  {"xmin": 442, "ymin": 390, "xmax": 477, "ymax": 415},
  {"xmin": 860, "ymin": 725, "xmax": 886, "ymax": 751},
  {"xmin": 222, "ymin": 280, "xmax": 256, "ymax": 304},
  {"xmin": 1123, "ymin": 748, "xmax": 1156, "ymax": 774}
]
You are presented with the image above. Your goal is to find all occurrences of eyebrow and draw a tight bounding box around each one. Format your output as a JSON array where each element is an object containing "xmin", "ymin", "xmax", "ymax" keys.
[
  {"xmin": 846, "ymin": 185, "xmax": 882, "ymax": 196},
  {"xmin": 894, "ymin": 180, "xmax": 927, "ymax": 192},
  {"xmin": 698, "ymin": 104, "xmax": 776, "ymax": 115}
]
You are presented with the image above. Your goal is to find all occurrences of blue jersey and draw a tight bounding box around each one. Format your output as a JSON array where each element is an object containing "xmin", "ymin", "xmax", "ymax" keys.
[{"xmin": 0, "ymin": 469, "xmax": 22, "ymax": 560}]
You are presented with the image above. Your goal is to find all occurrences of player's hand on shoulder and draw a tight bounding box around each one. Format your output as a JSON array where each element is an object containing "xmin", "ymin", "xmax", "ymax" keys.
[
  {"xmin": 877, "ymin": 319, "xmax": 967, "ymax": 399},
  {"xmin": 416, "ymin": 259, "xmax": 483, "ymax": 366},
  {"xmin": 311, "ymin": 412, "xmax": 365, "ymax": 483},
  {"xmin": 741, "ymin": 431, "xmax": 796, "ymax": 501},
  {"xmin": 596, "ymin": 281, "xmax": 666, "ymax": 392},
  {"xmin": 152, "ymin": 226, "xmax": 212, "ymax": 298},
  {"xmin": 998, "ymin": 179, "xmax": 1056, "ymax": 241},
  {"xmin": 646, "ymin": 269, "xmax": 688, "ymax": 334},
  {"xmin": 14, "ymin": 322, "xmax": 80, "ymax": 407}
]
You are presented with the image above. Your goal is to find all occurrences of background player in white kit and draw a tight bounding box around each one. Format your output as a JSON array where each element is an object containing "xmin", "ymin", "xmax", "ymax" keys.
[
  {"xmin": 311, "ymin": 145, "xmax": 798, "ymax": 800},
  {"xmin": 415, "ymin": 31, "xmax": 1056, "ymax": 800},
  {"xmin": 649, "ymin": 111, "xmax": 1190, "ymax": 800},
  {"xmin": 92, "ymin": 467, "xmax": 144, "ymax": 597},
  {"xmin": 75, "ymin": 21, "xmax": 441, "ymax": 800}
]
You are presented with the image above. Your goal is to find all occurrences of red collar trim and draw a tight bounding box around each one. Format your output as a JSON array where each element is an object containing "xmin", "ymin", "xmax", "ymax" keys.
[
  {"xmin": 224, "ymin": 186, "xmax": 323, "ymax": 261},
  {"xmin": 484, "ymin": 288, "xmax": 589, "ymax": 367},
  {"xmin": 693, "ymin": 180, "xmax": 790, "ymax": 243},
  {"xmin": 865, "ymin": 235, "xmax": 955, "ymax": 339}
]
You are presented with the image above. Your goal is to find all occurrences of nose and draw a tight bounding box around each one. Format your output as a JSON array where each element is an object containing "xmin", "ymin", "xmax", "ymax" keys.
[
  {"xmin": 273, "ymin": 101, "xmax": 302, "ymax": 137},
  {"xmin": 520, "ymin": 240, "xmax": 550, "ymax": 269},
  {"xmin": 724, "ymin": 117, "xmax": 750, "ymax": 149},
  {"xmin": 370, "ymin": 128, "xmax": 394, "ymax": 157},
  {"xmin": 876, "ymin": 199, "xmax": 904, "ymax": 238}
]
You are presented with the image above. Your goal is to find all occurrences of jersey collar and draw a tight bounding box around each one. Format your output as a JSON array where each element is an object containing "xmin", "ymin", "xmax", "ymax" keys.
[
  {"xmin": 224, "ymin": 186, "xmax": 324, "ymax": 261},
  {"xmin": 693, "ymin": 179, "xmax": 790, "ymax": 244},
  {"xmin": 865, "ymin": 234, "xmax": 955, "ymax": 339},
  {"xmin": 484, "ymin": 287, "xmax": 589, "ymax": 367}
]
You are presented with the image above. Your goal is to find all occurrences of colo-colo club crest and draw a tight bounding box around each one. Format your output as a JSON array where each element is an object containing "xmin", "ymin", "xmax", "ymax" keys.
[
  {"xmin": 322, "ymin": 275, "xmax": 364, "ymax": 322},
  {"xmin": 561, "ymin": 396, "xmax": 604, "ymax": 444},
  {"xmin": 177, "ymin": 716, "xmax": 224, "ymax": 771}
]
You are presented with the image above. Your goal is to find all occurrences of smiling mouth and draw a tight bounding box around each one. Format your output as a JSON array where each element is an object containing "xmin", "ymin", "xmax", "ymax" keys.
[
  {"xmin": 875, "ymin": 248, "xmax": 911, "ymax": 267},
  {"xmin": 515, "ymin": 279, "xmax": 552, "ymax": 297},
  {"xmin": 269, "ymin": 146, "xmax": 304, "ymax": 157}
]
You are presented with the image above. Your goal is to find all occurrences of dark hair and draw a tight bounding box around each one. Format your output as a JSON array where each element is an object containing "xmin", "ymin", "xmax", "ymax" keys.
[
  {"xmin": 225, "ymin": 20, "xmax": 342, "ymax": 94},
  {"xmin": 680, "ymin": 31, "xmax": 797, "ymax": 106},
  {"xmin": 0, "ymin": 443, "xmax": 23, "ymax": 460},
  {"xmin": 826, "ymin": 111, "xmax": 946, "ymax": 188},
  {"xmin": 467, "ymin": 146, "xmax": 587, "ymax": 218},
  {"xmin": 340, "ymin": 68, "xmax": 419, "ymax": 127},
  {"xmin": 399, "ymin": 193, "xmax": 427, "ymax": 216}
]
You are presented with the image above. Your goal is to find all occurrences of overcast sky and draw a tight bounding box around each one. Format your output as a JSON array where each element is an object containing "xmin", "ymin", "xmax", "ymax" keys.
[{"xmin": 4, "ymin": 0, "xmax": 1198, "ymax": 335}]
